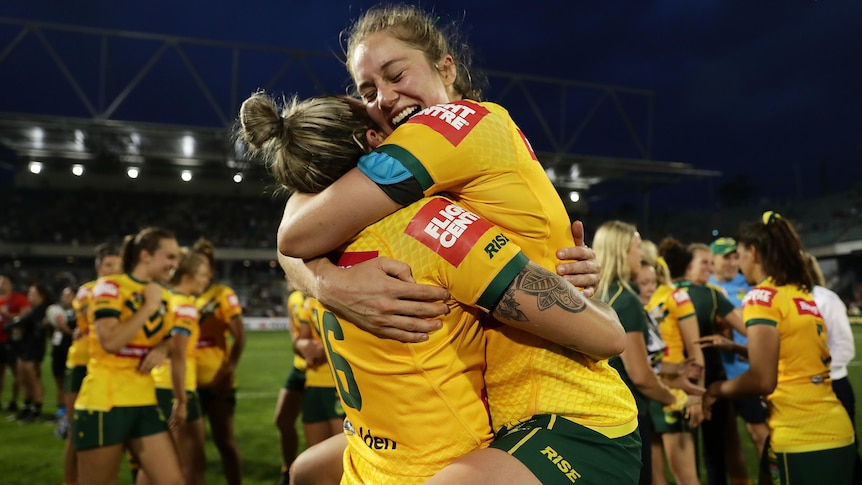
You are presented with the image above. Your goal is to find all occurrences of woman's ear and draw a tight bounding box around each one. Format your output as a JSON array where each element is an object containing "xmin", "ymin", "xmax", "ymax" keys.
[
  {"xmin": 366, "ymin": 128, "xmax": 385, "ymax": 150},
  {"xmin": 437, "ymin": 54, "xmax": 457, "ymax": 88}
]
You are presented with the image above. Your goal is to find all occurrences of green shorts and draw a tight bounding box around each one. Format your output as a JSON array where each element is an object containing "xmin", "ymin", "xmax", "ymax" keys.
[
  {"xmin": 765, "ymin": 440, "xmax": 856, "ymax": 485},
  {"xmin": 64, "ymin": 365, "xmax": 87, "ymax": 394},
  {"xmin": 490, "ymin": 414, "xmax": 642, "ymax": 485},
  {"xmin": 72, "ymin": 405, "xmax": 168, "ymax": 451},
  {"xmin": 648, "ymin": 399, "xmax": 692, "ymax": 435},
  {"xmin": 155, "ymin": 388, "xmax": 202, "ymax": 424},
  {"xmin": 284, "ymin": 366, "xmax": 306, "ymax": 392},
  {"xmin": 197, "ymin": 386, "xmax": 237, "ymax": 415},
  {"xmin": 302, "ymin": 386, "xmax": 345, "ymax": 424}
]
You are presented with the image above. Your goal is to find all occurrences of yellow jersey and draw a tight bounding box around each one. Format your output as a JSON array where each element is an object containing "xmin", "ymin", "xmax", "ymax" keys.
[
  {"xmin": 742, "ymin": 278, "xmax": 854, "ymax": 453},
  {"xmin": 302, "ymin": 296, "xmax": 335, "ymax": 388},
  {"xmin": 67, "ymin": 280, "xmax": 95, "ymax": 368},
  {"xmin": 318, "ymin": 197, "xmax": 527, "ymax": 484},
  {"xmin": 287, "ymin": 290, "xmax": 308, "ymax": 372},
  {"xmin": 648, "ymin": 284, "xmax": 697, "ymax": 364},
  {"xmin": 75, "ymin": 274, "xmax": 171, "ymax": 411},
  {"xmin": 152, "ymin": 292, "xmax": 200, "ymax": 391},
  {"xmin": 360, "ymin": 100, "xmax": 637, "ymax": 435},
  {"xmin": 195, "ymin": 283, "xmax": 242, "ymax": 387}
]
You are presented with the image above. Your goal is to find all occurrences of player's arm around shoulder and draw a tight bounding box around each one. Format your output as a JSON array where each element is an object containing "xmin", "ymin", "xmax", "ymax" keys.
[{"xmin": 491, "ymin": 261, "xmax": 625, "ymax": 360}]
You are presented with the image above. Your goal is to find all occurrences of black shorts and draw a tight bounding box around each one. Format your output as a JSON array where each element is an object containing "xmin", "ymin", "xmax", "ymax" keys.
[
  {"xmin": 16, "ymin": 339, "xmax": 46, "ymax": 363},
  {"xmin": 732, "ymin": 396, "xmax": 768, "ymax": 425},
  {"xmin": 51, "ymin": 345, "xmax": 70, "ymax": 378},
  {"xmin": 0, "ymin": 342, "xmax": 16, "ymax": 366}
]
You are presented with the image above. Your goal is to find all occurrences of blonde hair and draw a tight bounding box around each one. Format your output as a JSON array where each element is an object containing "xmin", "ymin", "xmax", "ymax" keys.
[
  {"xmin": 169, "ymin": 248, "xmax": 207, "ymax": 286},
  {"xmin": 238, "ymin": 92, "xmax": 375, "ymax": 193},
  {"xmin": 593, "ymin": 220, "xmax": 639, "ymax": 301},
  {"xmin": 641, "ymin": 239, "xmax": 671, "ymax": 285},
  {"xmin": 344, "ymin": 4, "xmax": 484, "ymax": 101}
]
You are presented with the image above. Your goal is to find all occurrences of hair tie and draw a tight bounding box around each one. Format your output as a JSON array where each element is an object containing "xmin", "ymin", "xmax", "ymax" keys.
[{"xmin": 762, "ymin": 211, "xmax": 781, "ymax": 225}]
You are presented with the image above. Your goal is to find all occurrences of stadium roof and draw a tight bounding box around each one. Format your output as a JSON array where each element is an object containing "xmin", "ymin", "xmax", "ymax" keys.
[{"xmin": 0, "ymin": 17, "xmax": 720, "ymax": 199}]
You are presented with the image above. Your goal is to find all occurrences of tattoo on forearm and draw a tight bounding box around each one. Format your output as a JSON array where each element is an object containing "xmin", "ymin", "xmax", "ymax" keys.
[{"xmin": 496, "ymin": 262, "xmax": 588, "ymax": 322}]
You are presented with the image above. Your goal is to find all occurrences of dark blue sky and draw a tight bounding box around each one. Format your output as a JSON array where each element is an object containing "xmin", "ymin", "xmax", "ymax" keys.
[{"xmin": 2, "ymin": 1, "xmax": 861, "ymax": 210}]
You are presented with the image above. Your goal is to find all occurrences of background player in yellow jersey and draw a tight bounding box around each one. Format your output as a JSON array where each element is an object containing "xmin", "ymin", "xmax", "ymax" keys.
[
  {"xmin": 651, "ymin": 239, "xmax": 704, "ymax": 485},
  {"xmin": 138, "ymin": 249, "xmax": 210, "ymax": 485},
  {"xmin": 193, "ymin": 237, "xmax": 245, "ymax": 485},
  {"xmin": 72, "ymin": 227, "xmax": 183, "ymax": 485},
  {"xmin": 63, "ymin": 243, "xmax": 121, "ymax": 484},
  {"xmin": 274, "ymin": 285, "xmax": 309, "ymax": 485},
  {"xmin": 702, "ymin": 212, "xmax": 855, "ymax": 485},
  {"xmin": 240, "ymin": 92, "xmax": 635, "ymax": 484}
]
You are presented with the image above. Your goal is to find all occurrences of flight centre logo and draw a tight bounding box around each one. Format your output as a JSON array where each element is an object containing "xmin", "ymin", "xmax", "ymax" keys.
[
  {"xmin": 405, "ymin": 198, "xmax": 492, "ymax": 267},
  {"xmin": 407, "ymin": 101, "xmax": 489, "ymax": 146},
  {"xmin": 743, "ymin": 287, "xmax": 777, "ymax": 308}
]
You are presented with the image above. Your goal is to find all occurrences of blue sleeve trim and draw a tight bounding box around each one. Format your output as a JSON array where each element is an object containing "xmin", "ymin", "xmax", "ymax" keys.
[
  {"xmin": 358, "ymin": 150, "xmax": 415, "ymax": 185},
  {"xmin": 170, "ymin": 327, "xmax": 192, "ymax": 337}
]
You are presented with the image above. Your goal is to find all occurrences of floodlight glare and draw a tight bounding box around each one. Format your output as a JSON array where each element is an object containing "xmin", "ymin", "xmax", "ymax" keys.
[
  {"xmin": 72, "ymin": 164, "xmax": 84, "ymax": 176},
  {"xmin": 29, "ymin": 161, "xmax": 43, "ymax": 174},
  {"xmin": 181, "ymin": 170, "xmax": 193, "ymax": 182},
  {"xmin": 127, "ymin": 167, "xmax": 140, "ymax": 179}
]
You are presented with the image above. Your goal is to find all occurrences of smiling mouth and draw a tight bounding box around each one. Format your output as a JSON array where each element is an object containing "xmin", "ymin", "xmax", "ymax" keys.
[{"xmin": 391, "ymin": 106, "xmax": 422, "ymax": 128}]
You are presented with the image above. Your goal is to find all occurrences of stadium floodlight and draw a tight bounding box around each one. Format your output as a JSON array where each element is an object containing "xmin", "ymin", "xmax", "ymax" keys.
[
  {"xmin": 127, "ymin": 167, "xmax": 140, "ymax": 179},
  {"xmin": 181, "ymin": 170, "xmax": 193, "ymax": 182},
  {"xmin": 233, "ymin": 172, "xmax": 243, "ymax": 183},
  {"xmin": 182, "ymin": 135, "xmax": 195, "ymax": 157},
  {"xmin": 29, "ymin": 161, "xmax": 43, "ymax": 174},
  {"xmin": 569, "ymin": 191, "xmax": 580, "ymax": 203},
  {"xmin": 72, "ymin": 164, "xmax": 84, "ymax": 176}
]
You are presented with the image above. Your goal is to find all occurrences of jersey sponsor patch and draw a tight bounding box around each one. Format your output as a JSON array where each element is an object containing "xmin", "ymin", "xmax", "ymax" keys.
[
  {"xmin": 743, "ymin": 287, "xmax": 777, "ymax": 308},
  {"xmin": 92, "ymin": 280, "xmax": 120, "ymax": 299},
  {"xmin": 672, "ymin": 289, "xmax": 692, "ymax": 305},
  {"xmin": 407, "ymin": 101, "xmax": 489, "ymax": 146},
  {"xmin": 226, "ymin": 293, "xmax": 240, "ymax": 308},
  {"xmin": 174, "ymin": 304, "xmax": 199, "ymax": 320},
  {"xmin": 405, "ymin": 198, "xmax": 492, "ymax": 267},
  {"xmin": 335, "ymin": 251, "xmax": 379, "ymax": 268},
  {"xmin": 793, "ymin": 298, "xmax": 822, "ymax": 318},
  {"xmin": 115, "ymin": 344, "xmax": 150, "ymax": 358}
]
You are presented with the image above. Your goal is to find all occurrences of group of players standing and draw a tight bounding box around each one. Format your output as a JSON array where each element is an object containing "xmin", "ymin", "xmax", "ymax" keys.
[{"xmin": 2, "ymin": 235, "xmax": 248, "ymax": 485}]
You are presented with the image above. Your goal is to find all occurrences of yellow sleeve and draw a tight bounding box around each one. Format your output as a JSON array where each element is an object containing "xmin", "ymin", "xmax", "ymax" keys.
[{"xmin": 91, "ymin": 277, "xmax": 123, "ymax": 320}]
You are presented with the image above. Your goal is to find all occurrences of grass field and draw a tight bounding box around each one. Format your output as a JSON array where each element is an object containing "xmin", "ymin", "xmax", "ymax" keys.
[{"xmin": 2, "ymin": 327, "xmax": 861, "ymax": 485}]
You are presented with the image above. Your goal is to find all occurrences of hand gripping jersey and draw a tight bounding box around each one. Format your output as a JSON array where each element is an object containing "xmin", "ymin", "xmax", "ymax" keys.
[
  {"xmin": 743, "ymin": 279, "xmax": 854, "ymax": 453},
  {"xmin": 152, "ymin": 292, "xmax": 200, "ymax": 391},
  {"xmin": 287, "ymin": 290, "xmax": 309, "ymax": 372},
  {"xmin": 67, "ymin": 281, "xmax": 96, "ymax": 369},
  {"xmin": 75, "ymin": 274, "xmax": 172, "ymax": 411},
  {"xmin": 647, "ymin": 284, "xmax": 697, "ymax": 364},
  {"xmin": 195, "ymin": 283, "xmax": 242, "ymax": 387},
  {"xmin": 360, "ymin": 100, "xmax": 637, "ymax": 435},
  {"xmin": 315, "ymin": 197, "xmax": 527, "ymax": 484}
]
